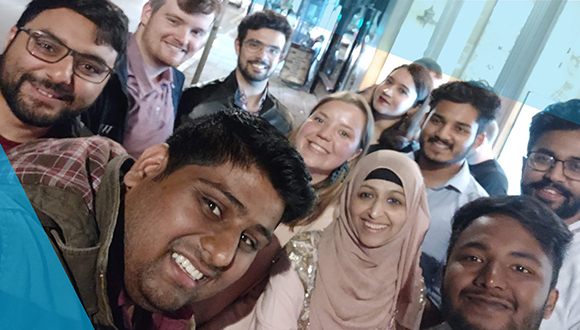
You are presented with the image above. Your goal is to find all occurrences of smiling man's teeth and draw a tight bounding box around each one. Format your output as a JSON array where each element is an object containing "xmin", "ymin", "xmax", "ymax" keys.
[
  {"xmin": 251, "ymin": 63, "xmax": 266, "ymax": 69},
  {"xmin": 37, "ymin": 88, "xmax": 55, "ymax": 98},
  {"xmin": 172, "ymin": 252, "xmax": 204, "ymax": 281},
  {"xmin": 364, "ymin": 221, "xmax": 388, "ymax": 230},
  {"xmin": 310, "ymin": 142, "xmax": 326, "ymax": 153},
  {"xmin": 168, "ymin": 44, "xmax": 185, "ymax": 52}
]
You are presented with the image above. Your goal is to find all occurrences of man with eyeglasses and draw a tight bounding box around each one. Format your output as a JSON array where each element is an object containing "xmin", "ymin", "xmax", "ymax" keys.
[
  {"xmin": 82, "ymin": 0, "xmax": 220, "ymax": 159},
  {"xmin": 0, "ymin": 0, "xmax": 128, "ymax": 152},
  {"xmin": 176, "ymin": 10, "xmax": 294, "ymax": 134},
  {"xmin": 521, "ymin": 99, "xmax": 580, "ymax": 330}
]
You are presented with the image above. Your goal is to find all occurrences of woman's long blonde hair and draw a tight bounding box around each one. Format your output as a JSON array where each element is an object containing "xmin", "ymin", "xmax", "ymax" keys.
[{"xmin": 289, "ymin": 91, "xmax": 374, "ymax": 228}]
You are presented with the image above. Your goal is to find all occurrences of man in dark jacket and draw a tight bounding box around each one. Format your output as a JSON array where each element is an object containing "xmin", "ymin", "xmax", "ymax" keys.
[
  {"xmin": 176, "ymin": 10, "xmax": 294, "ymax": 134},
  {"xmin": 83, "ymin": 0, "xmax": 220, "ymax": 158},
  {"xmin": 0, "ymin": 0, "xmax": 128, "ymax": 152}
]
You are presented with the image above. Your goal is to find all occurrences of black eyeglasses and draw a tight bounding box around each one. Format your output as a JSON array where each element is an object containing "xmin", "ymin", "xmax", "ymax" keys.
[
  {"xmin": 526, "ymin": 151, "xmax": 580, "ymax": 181},
  {"xmin": 18, "ymin": 27, "xmax": 114, "ymax": 84},
  {"xmin": 243, "ymin": 39, "xmax": 282, "ymax": 57}
]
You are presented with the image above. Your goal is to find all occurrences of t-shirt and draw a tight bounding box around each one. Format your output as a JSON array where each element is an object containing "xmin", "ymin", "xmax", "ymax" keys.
[{"xmin": 0, "ymin": 134, "xmax": 21, "ymax": 153}]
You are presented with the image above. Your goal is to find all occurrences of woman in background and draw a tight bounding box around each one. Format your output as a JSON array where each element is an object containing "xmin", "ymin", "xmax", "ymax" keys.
[{"xmin": 361, "ymin": 63, "xmax": 433, "ymax": 151}]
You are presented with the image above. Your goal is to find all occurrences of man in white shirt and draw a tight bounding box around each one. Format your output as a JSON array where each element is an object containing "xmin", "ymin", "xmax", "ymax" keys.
[{"xmin": 521, "ymin": 99, "xmax": 580, "ymax": 330}]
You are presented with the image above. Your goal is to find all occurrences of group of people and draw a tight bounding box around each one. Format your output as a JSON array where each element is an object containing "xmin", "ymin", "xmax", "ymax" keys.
[{"xmin": 0, "ymin": 0, "xmax": 579, "ymax": 330}]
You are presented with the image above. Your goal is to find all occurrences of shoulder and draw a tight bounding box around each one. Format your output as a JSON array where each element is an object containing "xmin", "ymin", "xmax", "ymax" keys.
[
  {"xmin": 466, "ymin": 174, "xmax": 489, "ymax": 199},
  {"xmin": 180, "ymin": 76, "xmax": 228, "ymax": 106}
]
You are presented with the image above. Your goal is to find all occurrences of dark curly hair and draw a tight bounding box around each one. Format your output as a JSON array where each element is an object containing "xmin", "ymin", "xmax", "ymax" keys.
[
  {"xmin": 237, "ymin": 10, "xmax": 293, "ymax": 46},
  {"xmin": 162, "ymin": 109, "xmax": 316, "ymax": 225},
  {"xmin": 429, "ymin": 80, "xmax": 501, "ymax": 135}
]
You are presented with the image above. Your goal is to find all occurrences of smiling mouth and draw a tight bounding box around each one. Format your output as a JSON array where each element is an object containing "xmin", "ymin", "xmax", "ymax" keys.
[
  {"xmin": 250, "ymin": 62, "xmax": 268, "ymax": 70},
  {"xmin": 309, "ymin": 141, "xmax": 328, "ymax": 154},
  {"xmin": 363, "ymin": 220, "xmax": 388, "ymax": 230},
  {"xmin": 167, "ymin": 42, "xmax": 186, "ymax": 53},
  {"xmin": 172, "ymin": 252, "xmax": 204, "ymax": 281}
]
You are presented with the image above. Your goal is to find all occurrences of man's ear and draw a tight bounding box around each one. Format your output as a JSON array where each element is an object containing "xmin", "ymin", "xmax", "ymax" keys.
[
  {"xmin": 124, "ymin": 143, "xmax": 169, "ymax": 189},
  {"xmin": 522, "ymin": 156, "xmax": 527, "ymax": 174},
  {"xmin": 472, "ymin": 132, "xmax": 485, "ymax": 150},
  {"xmin": 5, "ymin": 26, "xmax": 19, "ymax": 51},
  {"xmin": 140, "ymin": 1, "xmax": 153, "ymax": 26},
  {"xmin": 543, "ymin": 288, "xmax": 559, "ymax": 319},
  {"xmin": 234, "ymin": 38, "xmax": 241, "ymax": 56}
]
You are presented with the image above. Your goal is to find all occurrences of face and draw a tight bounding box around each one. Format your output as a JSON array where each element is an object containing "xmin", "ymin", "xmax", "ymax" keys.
[
  {"xmin": 350, "ymin": 179, "xmax": 407, "ymax": 248},
  {"xmin": 140, "ymin": 0, "xmax": 215, "ymax": 68},
  {"xmin": 295, "ymin": 100, "xmax": 366, "ymax": 182},
  {"xmin": 235, "ymin": 28, "xmax": 286, "ymax": 83},
  {"xmin": 521, "ymin": 130, "xmax": 580, "ymax": 221},
  {"xmin": 0, "ymin": 9, "xmax": 117, "ymax": 128},
  {"xmin": 419, "ymin": 100, "xmax": 483, "ymax": 166},
  {"xmin": 372, "ymin": 68, "xmax": 418, "ymax": 118},
  {"xmin": 123, "ymin": 148, "xmax": 284, "ymax": 312},
  {"xmin": 441, "ymin": 214, "xmax": 558, "ymax": 330}
]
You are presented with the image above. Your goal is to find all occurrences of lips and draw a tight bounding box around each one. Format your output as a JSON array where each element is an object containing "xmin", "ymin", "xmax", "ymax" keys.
[
  {"xmin": 527, "ymin": 179, "xmax": 571, "ymax": 203},
  {"xmin": 170, "ymin": 251, "xmax": 211, "ymax": 288},
  {"xmin": 378, "ymin": 96, "xmax": 390, "ymax": 105},
  {"xmin": 463, "ymin": 292, "xmax": 514, "ymax": 311},
  {"xmin": 362, "ymin": 219, "xmax": 389, "ymax": 231},
  {"xmin": 249, "ymin": 60, "xmax": 270, "ymax": 71},
  {"xmin": 165, "ymin": 41, "xmax": 186, "ymax": 54},
  {"xmin": 28, "ymin": 78, "xmax": 73, "ymax": 103},
  {"xmin": 427, "ymin": 137, "xmax": 452, "ymax": 150}
]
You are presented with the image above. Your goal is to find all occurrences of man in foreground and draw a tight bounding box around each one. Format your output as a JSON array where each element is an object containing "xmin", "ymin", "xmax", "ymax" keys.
[
  {"xmin": 520, "ymin": 99, "xmax": 580, "ymax": 329},
  {"xmin": 7, "ymin": 110, "xmax": 316, "ymax": 329},
  {"xmin": 432, "ymin": 196, "xmax": 572, "ymax": 330}
]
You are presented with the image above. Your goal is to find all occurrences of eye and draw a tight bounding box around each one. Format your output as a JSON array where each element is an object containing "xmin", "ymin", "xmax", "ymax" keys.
[
  {"xmin": 339, "ymin": 130, "xmax": 350, "ymax": 138},
  {"xmin": 513, "ymin": 265, "xmax": 532, "ymax": 274},
  {"xmin": 399, "ymin": 88, "xmax": 408, "ymax": 95},
  {"xmin": 430, "ymin": 116, "xmax": 442, "ymax": 124},
  {"xmin": 359, "ymin": 192, "xmax": 373, "ymax": 199},
  {"xmin": 456, "ymin": 126, "xmax": 467, "ymax": 133},
  {"xmin": 314, "ymin": 117, "xmax": 323, "ymax": 124},
  {"xmin": 464, "ymin": 255, "xmax": 483, "ymax": 263},
  {"xmin": 240, "ymin": 233, "xmax": 257, "ymax": 250},
  {"xmin": 204, "ymin": 198, "xmax": 222, "ymax": 217},
  {"xmin": 268, "ymin": 47, "xmax": 281, "ymax": 56},
  {"xmin": 191, "ymin": 29, "xmax": 206, "ymax": 37},
  {"xmin": 567, "ymin": 160, "xmax": 580, "ymax": 173},
  {"xmin": 167, "ymin": 17, "xmax": 178, "ymax": 25},
  {"xmin": 387, "ymin": 197, "xmax": 402, "ymax": 205}
]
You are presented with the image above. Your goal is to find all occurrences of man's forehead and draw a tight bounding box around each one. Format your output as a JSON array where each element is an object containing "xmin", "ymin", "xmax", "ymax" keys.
[
  {"xmin": 246, "ymin": 28, "xmax": 286, "ymax": 44},
  {"xmin": 533, "ymin": 130, "xmax": 580, "ymax": 158}
]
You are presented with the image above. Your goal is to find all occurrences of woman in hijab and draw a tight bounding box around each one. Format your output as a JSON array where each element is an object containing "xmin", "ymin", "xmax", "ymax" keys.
[{"xmin": 251, "ymin": 150, "xmax": 430, "ymax": 330}]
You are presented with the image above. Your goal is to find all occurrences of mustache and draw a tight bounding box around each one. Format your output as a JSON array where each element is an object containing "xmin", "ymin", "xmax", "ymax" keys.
[
  {"xmin": 428, "ymin": 136, "xmax": 453, "ymax": 149},
  {"xmin": 527, "ymin": 178, "xmax": 573, "ymax": 198},
  {"xmin": 23, "ymin": 73, "xmax": 75, "ymax": 103}
]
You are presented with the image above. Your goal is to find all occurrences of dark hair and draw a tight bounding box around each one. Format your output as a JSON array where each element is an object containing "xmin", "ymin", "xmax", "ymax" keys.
[
  {"xmin": 163, "ymin": 109, "xmax": 316, "ymax": 225},
  {"xmin": 448, "ymin": 196, "xmax": 573, "ymax": 289},
  {"xmin": 414, "ymin": 57, "xmax": 443, "ymax": 79},
  {"xmin": 149, "ymin": 0, "xmax": 221, "ymax": 15},
  {"xmin": 527, "ymin": 99, "xmax": 580, "ymax": 154},
  {"xmin": 429, "ymin": 80, "xmax": 501, "ymax": 135},
  {"xmin": 389, "ymin": 63, "xmax": 433, "ymax": 108},
  {"xmin": 237, "ymin": 10, "xmax": 292, "ymax": 46},
  {"xmin": 16, "ymin": 0, "xmax": 129, "ymax": 63}
]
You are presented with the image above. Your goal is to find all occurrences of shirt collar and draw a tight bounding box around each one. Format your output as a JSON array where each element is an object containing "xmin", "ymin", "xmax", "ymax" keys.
[
  {"xmin": 233, "ymin": 77, "xmax": 269, "ymax": 112},
  {"xmin": 126, "ymin": 34, "xmax": 174, "ymax": 95}
]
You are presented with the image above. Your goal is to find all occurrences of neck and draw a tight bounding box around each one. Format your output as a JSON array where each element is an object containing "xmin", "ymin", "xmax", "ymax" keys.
[
  {"xmin": 467, "ymin": 146, "xmax": 495, "ymax": 165},
  {"xmin": 134, "ymin": 27, "xmax": 169, "ymax": 82},
  {"xmin": 565, "ymin": 213, "xmax": 580, "ymax": 226},
  {"xmin": 416, "ymin": 152, "xmax": 464, "ymax": 189},
  {"xmin": 0, "ymin": 93, "xmax": 49, "ymax": 143},
  {"xmin": 372, "ymin": 115, "xmax": 401, "ymax": 144},
  {"xmin": 235, "ymin": 69, "xmax": 267, "ymax": 112}
]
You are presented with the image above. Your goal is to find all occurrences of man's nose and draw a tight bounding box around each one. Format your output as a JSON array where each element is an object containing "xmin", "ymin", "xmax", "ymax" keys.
[
  {"xmin": 473, "ymin": 261, "xmax": 506, "ymax": 290},
  {"xmin": 545, "ymin": 160, "xmax": 566, "ymax": 184},
  {"xmin": 200, "ymin": 229, "xmax": 239, "ymax": 269},
  {"xmin": 45, "ymin": 54, "xmax": 74, "ymax": 85}
]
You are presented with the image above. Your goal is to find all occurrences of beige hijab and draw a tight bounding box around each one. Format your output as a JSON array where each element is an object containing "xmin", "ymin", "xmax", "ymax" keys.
[{"xmin": 308, "ymin": 150, "xmax": 430, "ymax": 330}]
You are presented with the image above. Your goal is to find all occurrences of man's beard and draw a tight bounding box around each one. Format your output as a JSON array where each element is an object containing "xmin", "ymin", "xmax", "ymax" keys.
[
  {"xmin": 0, "ymin": 58, "xmax": 80, "ymax": 128},
  {"xmin": 441, "ymin": 287, "xmax": 546, "ymax": 330},
  {"xmin": 521, "ymin": 178, "xmax": 580, "ymax": 220},
  {"xmin": 237, "ymin": 58, "xmax": 272, "ymax": 83}
]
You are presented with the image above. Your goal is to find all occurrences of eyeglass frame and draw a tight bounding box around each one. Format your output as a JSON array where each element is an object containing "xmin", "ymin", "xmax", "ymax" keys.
[
  {"xmin": 17, "ymin": 27, "xmax": 115, "ymax": 84},
  {"xmin": 525, "ymin": 151, "xmax": 580, "ymax": 181},
  {"xmin": 242, "ymin": 39, "xmax": 283, "ymax": 57}
]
